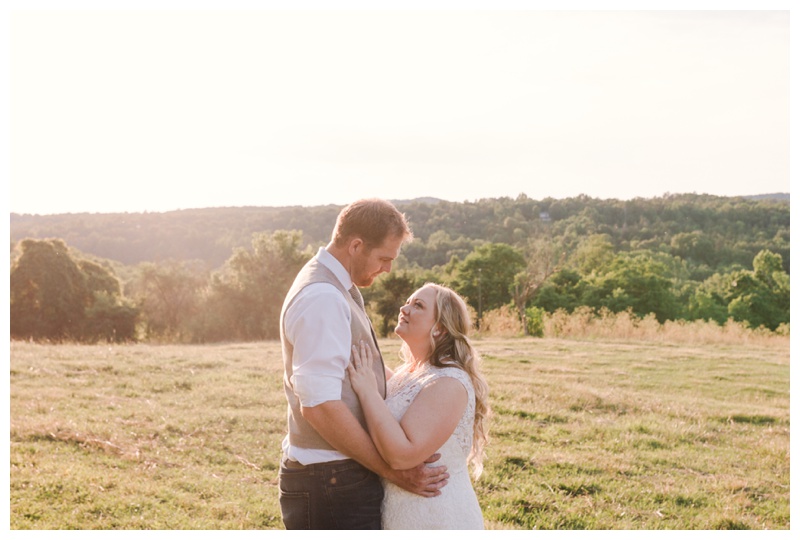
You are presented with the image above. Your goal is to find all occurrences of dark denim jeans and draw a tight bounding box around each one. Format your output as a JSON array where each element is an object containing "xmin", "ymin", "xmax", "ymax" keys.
[{"xmin": 279, "ymin": 458, "xmax": 383, "ymax": 530}]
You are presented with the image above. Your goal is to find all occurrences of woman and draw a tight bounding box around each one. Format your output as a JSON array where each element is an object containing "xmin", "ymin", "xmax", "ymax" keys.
[{"xmin": 347, "ymin": 283, "xmax": 490, "ymax": 529}]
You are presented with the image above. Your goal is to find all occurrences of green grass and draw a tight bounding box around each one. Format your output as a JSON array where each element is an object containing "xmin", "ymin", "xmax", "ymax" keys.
[{"xmin": 9, "ymin": 337, "xmax": 789, "ymax": 529}]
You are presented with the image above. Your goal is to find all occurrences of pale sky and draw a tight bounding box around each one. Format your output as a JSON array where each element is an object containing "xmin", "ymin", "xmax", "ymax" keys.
[{"xmin": 5, "ymin": 1, "xmax": 795, "ymax": 215}]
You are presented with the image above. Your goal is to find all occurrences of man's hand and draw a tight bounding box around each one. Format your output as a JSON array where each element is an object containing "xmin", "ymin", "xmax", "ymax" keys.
[{"xmin": 385, "ymin": 453, "xmax": 449, "ymax": 497}]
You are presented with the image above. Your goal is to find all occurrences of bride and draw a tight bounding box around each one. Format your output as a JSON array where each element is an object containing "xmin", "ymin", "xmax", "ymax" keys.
[{"xmin": 347, "ymin": 283, "xmax": 490, "ymax": 530}]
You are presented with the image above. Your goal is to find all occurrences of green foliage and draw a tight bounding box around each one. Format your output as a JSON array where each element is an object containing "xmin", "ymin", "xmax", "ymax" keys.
[
  {"xmin": 193, "ymin": 230, "xmax": 311, "ymax": 341},
  {"xmin": 9, "ymin": 195, "xmax": 790, "ymax": 343},
  {"xmin": 524, "ymin": 306, "xmax": 545, "ymax": 337},
  {"xmin": 129, "ymin": 260, "xmax": 207, "ymax": 341},
  {"xmin": 509, "ymin": 238, "xmax": 567, "ymax": 334},
  {"xmin": 451, "ymin": 243, "xmax": 526, "ymax": 319},
  {"xmin": 401, "ymin": 230, "xmax": 479, "ymax": 268},
  {"xmin": 688, "ymin": 250, "xmax": 789, "ymax": 331},
  {"xmin": 726, "ymin": 256, "xmax": 789, "ymax": 331},
  {"xmin": 11, "ymin": 194, "xmax": 789, "ymax": 275},
  {"xmin": 79, "ymin": 259, "xmax": 122, "ymax": 296},
  {"xmin": 569, "ymin": 234, "xmax": 615, "ymax": 275},
  {"xmin": 686, "ymin": 284, "xmax": 729, "ymax": 325},
  {"xmin": 127, "ymin": 229, "xmax": 311, "ymax": 342},
  {"xmin": 10, "ymin": 206, "xmax": 339, "ymax": 268},
  {"xmin": 365, "ymin": 270, "xmax": 418, "ymax": 337},
  {"xmin": 669, "ymin": 231, "xmax": 716, "ymax": 267},
  {"xmin": 83, "ymin": 293, "xmax": 139, "ymax": 343},
  {"xmin": 533, "ymin": 269, "xmax": 585, "ymax": 313},
  {"xmin": 581, "ymin": 252, "xmax": 682, "ymax": 322},
  {"xmin": 11, "ymin": 239, "xmax": 90, "ymax": 340},
  {"xmin": 10, "ymin": 239, "xmax": 137, "ymax": 342}
]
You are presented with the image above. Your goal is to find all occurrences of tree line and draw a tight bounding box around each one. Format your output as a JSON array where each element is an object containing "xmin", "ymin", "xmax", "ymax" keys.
[
  {"xmin": 10, "ymin": 198, "xmax": 790, "ymax": 343},
  {"xmin": 11, "ymin": 193, "xmax": 790, "ymax": 274}
]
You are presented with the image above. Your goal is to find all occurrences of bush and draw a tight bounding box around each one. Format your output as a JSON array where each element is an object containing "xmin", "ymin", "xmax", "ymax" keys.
[{"xmin": 525, "ymin": 306, "xmax": 545, "ymax": 337}]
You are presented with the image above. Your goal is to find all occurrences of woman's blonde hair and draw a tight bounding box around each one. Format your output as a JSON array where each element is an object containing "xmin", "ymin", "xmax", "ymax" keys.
[{"xmin": 400, "ymin": 283, "xmax": 491, "ymax": 479}]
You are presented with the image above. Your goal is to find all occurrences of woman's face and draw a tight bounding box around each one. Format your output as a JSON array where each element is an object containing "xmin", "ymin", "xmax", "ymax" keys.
[{"xmin": 395, "ymin": 286, "xmax": 438, "ymax": 344}]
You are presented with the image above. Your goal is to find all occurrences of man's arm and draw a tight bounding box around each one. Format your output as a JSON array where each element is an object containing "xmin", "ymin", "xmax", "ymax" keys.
[
  {"xmin": 288, "ymin": 283, "xmax": 448, "ymax": 496},
  {"xmin": 301, "ymin": 400, "xmax": 449, "ymax": 497}
]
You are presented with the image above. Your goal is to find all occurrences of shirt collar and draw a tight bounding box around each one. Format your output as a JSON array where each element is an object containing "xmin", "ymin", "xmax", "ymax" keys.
[{"xmin": 317, "ymin": 247, "xmax": 354, "ymax": 290}]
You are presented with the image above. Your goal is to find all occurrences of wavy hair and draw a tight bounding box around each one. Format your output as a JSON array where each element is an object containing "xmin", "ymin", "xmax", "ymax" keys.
[{"xmin": 400, "ymin": 283, "xmax": 491, "ymax": 479}]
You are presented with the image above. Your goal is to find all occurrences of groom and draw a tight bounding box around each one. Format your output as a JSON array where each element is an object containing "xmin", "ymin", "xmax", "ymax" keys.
[{"xmin": 278, "ymin": 198, "xmax": 449, "ymax": 529}]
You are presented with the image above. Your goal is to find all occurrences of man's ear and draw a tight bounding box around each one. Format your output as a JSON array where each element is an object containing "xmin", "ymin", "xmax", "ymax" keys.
[{"xmin": 348, "ymin": 237, "xmax": 364, "ymax": 256}]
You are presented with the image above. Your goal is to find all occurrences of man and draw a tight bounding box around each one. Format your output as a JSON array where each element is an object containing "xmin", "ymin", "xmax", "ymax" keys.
[{"xmin": 278, "ymin": 198, "xmax": 449, "ymax": 530}]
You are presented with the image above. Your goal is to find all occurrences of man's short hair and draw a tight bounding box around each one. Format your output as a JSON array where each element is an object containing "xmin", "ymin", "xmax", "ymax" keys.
[{"xmin": 331, "ymin": 198, "xmax": 413, "ymax": 250}]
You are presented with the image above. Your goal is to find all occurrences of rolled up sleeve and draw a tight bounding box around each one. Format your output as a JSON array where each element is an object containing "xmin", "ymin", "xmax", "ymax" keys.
[{"xmin": 284, "ymin": 283, "xmax": 352, "ymax": 408}]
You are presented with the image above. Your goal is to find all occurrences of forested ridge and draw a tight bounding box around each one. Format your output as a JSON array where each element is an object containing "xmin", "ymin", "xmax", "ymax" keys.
[
  {"xmin": 10, "ymin": 193, "xmax": 790, "ymax": 343},
  {"xmin": 10, "ymin": 193, "xmax": 790, "ymax": 272}
]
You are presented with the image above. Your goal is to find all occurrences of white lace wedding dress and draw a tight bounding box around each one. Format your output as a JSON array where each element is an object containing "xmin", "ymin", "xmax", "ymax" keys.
[{"xmin": 381, "ymin": 363, "xmax": 484, "ymax": 530}]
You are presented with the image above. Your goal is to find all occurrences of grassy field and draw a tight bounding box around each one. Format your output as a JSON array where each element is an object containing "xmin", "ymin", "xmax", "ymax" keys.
[{"xmin": 9, "ymin": 336, "xmax": 790, "ymax": 530}]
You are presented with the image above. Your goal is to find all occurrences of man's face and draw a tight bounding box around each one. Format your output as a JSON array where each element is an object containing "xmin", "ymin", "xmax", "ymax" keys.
[{"xmin": 351, "ymin": 235, "xmax": 404, "ymax": 287}]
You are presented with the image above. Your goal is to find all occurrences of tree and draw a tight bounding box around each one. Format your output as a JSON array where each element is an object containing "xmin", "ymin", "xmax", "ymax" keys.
[
  {"xmin": 727, "ymin": 250, "xmax": 789, "ymax": 330},
  {"xmin": 83, "ymin": 292, "xmax": 139, "ymax": 343},
  {"xmin": 79, "ymin": 259, "xmax": 138, "ymax": 342},
  {"xmin": 581, "ymin": 252, "xmax": 681, "ymax": 322},
  {"xmin": 532, "ymin": 268, "xmax": 585, "ymax": 313},
  {"xmin": 686, "ymin": 273, "xmax": 729, "ymax": 325},
  {"xmin": 10, "ymin": 238, "xmax": 138, "ymax": 342},
  {"xmin": 511, "ymin": 239, "xmax": 566, "ymax": 334},
  {"xmin": 452, "ymin": 243, "xmax": 526, "ymax": 322},
  {"xmin": 688, "ymin": 249, "xmax": 789, "ymax": 330},
  {"xmin": 569, "ymin": 234, "xmax": 615, "ymax": 276},
  {"xmin": 368, "ymin": 271, "xmax": 418, "ymax": 337},
  {"xmin": 753, "ymin": 249, "xmax": 787, "ymax": 292},
  {"xmin": 670, "ymin": 231, "xmax": 715, "ymax": 266},
  {"xmin": 11, "ymin": 239, "xmax": 91, "ymax": 340},
  {"xmin": 131, "ymin": 260, "xmax": 207, "ymax": 341},
  {"xmin": 11, "ymin": 194, "xmax": 790, "ymax": 276},
  {"xmin": 196, "ymin": 230, "xmax": 311, "ymax": 341}
]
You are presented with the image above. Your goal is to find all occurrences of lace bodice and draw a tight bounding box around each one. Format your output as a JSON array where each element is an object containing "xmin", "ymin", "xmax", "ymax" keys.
[
  {"xmin": 385, "ymin": 362, "xmax": 475, "ymax": 461},
  {"xmin": 380, "ymin": 362, "xmax": 484, "ymax": 529}
]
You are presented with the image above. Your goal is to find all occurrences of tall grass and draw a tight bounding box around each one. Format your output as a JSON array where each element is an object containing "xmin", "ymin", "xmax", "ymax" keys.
[
  {"xmin": 477, "ymin": 305, "xmax": 789, "ymax": 347},
  {"xmin": 9, "ymin": 335, "xmax": 789, "ymax": 529}
]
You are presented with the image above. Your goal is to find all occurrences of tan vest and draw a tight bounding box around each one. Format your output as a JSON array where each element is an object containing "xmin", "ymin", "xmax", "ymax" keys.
[{"xmin": 280, "ymin": 255, "xmax": 387, "ymax": 452}]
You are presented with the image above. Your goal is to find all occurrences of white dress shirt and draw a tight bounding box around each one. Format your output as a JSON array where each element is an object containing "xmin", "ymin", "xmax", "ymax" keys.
[{"xmin": 282, "ymin": 247, "xmax": 356, "ymax": 464}]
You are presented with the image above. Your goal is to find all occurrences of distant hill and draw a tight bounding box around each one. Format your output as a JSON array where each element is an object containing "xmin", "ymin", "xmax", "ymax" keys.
[
  {"xmin": 743, "ymin": 193, "xmax": 790, "ymax": 201},
  {"xmin": 389, "ymin": 197, "xmax": 447, "ymax": 205},
  {"xmin": 10, "ymin": 193, "xmax": 790, "ymax": 273}
]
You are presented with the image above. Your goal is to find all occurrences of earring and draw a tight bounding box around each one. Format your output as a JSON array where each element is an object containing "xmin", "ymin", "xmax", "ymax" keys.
[{"xmin": 433, "ymin": 331, "xmax": 440, "ymax": 337}]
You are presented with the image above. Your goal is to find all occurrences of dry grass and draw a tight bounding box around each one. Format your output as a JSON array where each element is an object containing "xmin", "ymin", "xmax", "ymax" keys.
[
  {"xmin": 9, "ymin": 335, "xmax": 790, "ymax": 530},
  {"xmin": 477, "ymin": 305, "xmax": 524, "ymax": 337},
  {"xmin": 475, "ymin": 305, "xmax": 789, "ymax": 347}
]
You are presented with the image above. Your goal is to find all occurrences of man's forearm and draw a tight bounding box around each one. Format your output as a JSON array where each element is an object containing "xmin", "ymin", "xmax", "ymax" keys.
[
  {"xmin": 300, "ymin": 400, "xmax": 448, "ymax": 497},
  {"xmin": 300, "ymin": 400, "xmax": 394, "ymax": 477}
]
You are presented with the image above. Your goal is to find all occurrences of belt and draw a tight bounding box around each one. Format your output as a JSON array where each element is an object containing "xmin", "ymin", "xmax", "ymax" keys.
[{"xmin": 281, "ymin": 457, "xmax": 355, "ymax": 470}]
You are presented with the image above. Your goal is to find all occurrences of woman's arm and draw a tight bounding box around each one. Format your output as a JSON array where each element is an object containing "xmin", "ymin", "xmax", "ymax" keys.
[
  {"xmin": 301, "ymin": 400, "xmax": 449, "ymax": 496},
  {"xmin": 348, "ymin": 342, "xmax": 468, "ymax": 470}
]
